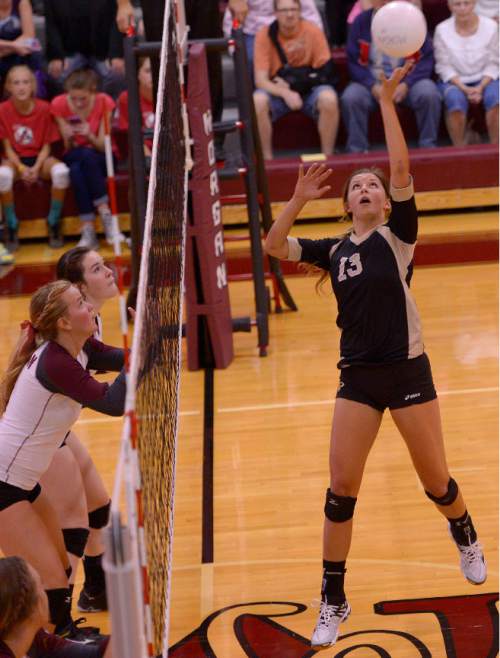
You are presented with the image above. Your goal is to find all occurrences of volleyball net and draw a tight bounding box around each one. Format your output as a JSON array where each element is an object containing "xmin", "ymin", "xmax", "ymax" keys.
[{"xmin": 104, "ymin": 1, "xmax": 189, "ymax": 656}]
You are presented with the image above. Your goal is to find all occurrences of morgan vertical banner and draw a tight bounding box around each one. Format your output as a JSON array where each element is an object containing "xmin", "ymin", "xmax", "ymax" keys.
[{"xmin": 185, "ymin": 42, "xmax": 234, "ymax": 370}]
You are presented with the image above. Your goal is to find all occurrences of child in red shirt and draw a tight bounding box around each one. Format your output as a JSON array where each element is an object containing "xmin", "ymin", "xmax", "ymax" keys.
[
  {"xmin": 116, "ymin": 56, "xmax": 154, "ymax": 157},
  {"xmin": 0, "ymin": 64, "xmax": 69, "ymax": 255},
  {"xmin": 51, "ymin": 68, "xmax": 124, "ymax": 249}
]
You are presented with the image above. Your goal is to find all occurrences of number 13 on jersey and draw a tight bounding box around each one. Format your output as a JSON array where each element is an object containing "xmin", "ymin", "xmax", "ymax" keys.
[{"xmin": 338, "ymin": 253, "xmax": 363, "ymax": 282}]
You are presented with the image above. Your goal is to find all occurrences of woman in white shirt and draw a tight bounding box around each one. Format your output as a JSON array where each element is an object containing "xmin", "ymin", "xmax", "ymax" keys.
[
  {"xmin": 0, "ymin": 280, "xmax": 125, "ymax": 637},
  {"xmin": 433, "ymin": 0, "xmax": 499, "ymax": 145}
]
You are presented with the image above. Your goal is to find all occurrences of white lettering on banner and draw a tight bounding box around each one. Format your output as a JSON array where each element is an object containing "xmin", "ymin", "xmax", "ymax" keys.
[
  {"xmin": 202, "ymin": 109, "xmax": 213, "ymax": 135},
  {"xmin": 210, "ymin": 170, "xmax": 219, "ymax": 196},
  {"xmin": 214, "ymin": 231, "xmax": 224, "ymax": 256},
  {"xmin": 212, "ymin": 200, "xmax": 221, "ymax": 226},
  {"xmin": 207, "ymin": 139, "xmax": 215, "ymax": 166},
  {"xmin": 216, "ymin": 262, "xmax": 227, "ymax": 289}
]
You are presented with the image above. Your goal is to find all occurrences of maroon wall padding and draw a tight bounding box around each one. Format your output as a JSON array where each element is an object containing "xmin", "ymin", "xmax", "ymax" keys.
[
  {"xmin": 185, "ymin": 43, "xmax": 234, "ymax": 371},
  {"xmin": 12, "ymin": 172, "xmax": 130, "ymax": 221},
  {"xmin": 221, "ymin": 144, "xmax": 499, "ymax": 206},
  {"xmin": 272, "ymin": 104, "xmax": 420, "ymax": 151}
]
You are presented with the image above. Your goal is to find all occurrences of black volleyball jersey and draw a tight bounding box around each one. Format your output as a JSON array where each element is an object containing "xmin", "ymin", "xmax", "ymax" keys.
[{"xmin": 287, "ymin": 180, "xmax": 423, "ymax": 367}]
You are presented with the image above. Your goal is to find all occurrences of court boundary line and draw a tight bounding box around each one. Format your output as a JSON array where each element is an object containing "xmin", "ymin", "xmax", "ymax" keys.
[
  {"xmin": 176, "ymin": 555, "xmax": 499, "ymax": 574},
  {"xmin": 75, "ymin": 385, "xmax": 498, "ymax": 425}
]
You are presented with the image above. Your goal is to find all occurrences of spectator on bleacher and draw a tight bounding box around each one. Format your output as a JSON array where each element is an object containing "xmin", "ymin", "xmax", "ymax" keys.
[
  {"xmin": 0, "ymin": 0, "xmax": 43, "ymax": 92},
  {"xmin": 44, "ymin": 0, "xmax": 126, "ymax": 99},
  {"xmin": 51, "ymin": 69, "xmax": 125, "ymax": 249},
  {"xmin": 223, "ymin": 0, "xmax": 323, "ymax": 69},
  {"xmin": 0, "ymin": 556, "xmax": 111, "ymax": 657},
  {"xmin": 253, "ymin": 0, "xmax": 339, "ymax": 159},
  {"xmin": 434, "ymin": 0, "xmax": 499, "ymax": 145},
  {"xmin": 341, "ymin": 0, "xmax": 441, "ymax": 152},
  {"xmin": 0, "ymin": 64, "xmax": 69, "ymax": 252},
  {"xmin": 116, "ymin": 56, "xmax": 154, "ymax": 160}
]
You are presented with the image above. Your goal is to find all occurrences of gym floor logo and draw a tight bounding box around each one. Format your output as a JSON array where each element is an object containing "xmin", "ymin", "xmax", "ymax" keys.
[{"xmin": 169, "ymin": 593, "xmax": 499, "ymax": 658}]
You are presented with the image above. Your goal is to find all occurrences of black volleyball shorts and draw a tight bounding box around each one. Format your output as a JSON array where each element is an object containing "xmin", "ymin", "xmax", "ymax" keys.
[
  {"xmin": 0, "ymin": 480, "xmax": 42, "ymax": 511},
  {"xmin": 336, "ymin": 353, "xmax": 437, "ymax": 412}
]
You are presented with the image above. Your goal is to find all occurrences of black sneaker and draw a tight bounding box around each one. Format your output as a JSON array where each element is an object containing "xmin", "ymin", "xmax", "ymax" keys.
[
  {"xmin": 58, "ymin": 617, "xmax": 105, "ymax": 645},
  {"xmin": 77, "ymin": 587, "xmax": 108, "ymax": 613}
]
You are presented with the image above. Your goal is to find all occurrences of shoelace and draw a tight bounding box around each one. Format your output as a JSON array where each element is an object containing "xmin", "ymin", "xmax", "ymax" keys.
[
  {"xmin": 314, "ymin": 600, "xmax": 347, "ymax": 627},
  {"xmin": 459, "ymin": 542, "xmax": 483, "ymax": 564}
]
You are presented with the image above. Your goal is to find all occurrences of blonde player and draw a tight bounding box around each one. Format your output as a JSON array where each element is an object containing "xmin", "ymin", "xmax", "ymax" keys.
[{"xmin": 0, "ymin": 280, "xmax": 125, "ymax": 638}]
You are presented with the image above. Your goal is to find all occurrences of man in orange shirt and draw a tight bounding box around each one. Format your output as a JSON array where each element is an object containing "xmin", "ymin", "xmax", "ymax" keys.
[{"xmin": 253, "ymin": 0, "xmax": 339, "ymax": 159}]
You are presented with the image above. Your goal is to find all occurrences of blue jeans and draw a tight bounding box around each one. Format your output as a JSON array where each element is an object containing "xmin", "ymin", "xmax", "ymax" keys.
[
  {"xmin": 340, "ymin": 79, "xmax": 442, "ymax": 152},
  {"xmin": 255, "ymin": 84, "xmax": 336, "ymax": 122},
  {"xmin": 244, "ymin": 33, "xmax": 255, "ymax": 77},
  {"xmin": 438, "ymin": 79, "xmax": 499, "ymax": 113},
  {"xmin": 63, "ymin": 147, "xmax": 108, "ymax": 221}
]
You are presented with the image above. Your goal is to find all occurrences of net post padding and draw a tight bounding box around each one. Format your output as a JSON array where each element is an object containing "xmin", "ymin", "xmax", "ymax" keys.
[
  {"xmin": 103, "ymin": 513, "xmax": 147, "ymax": 658},
  {"xmin": 120, "ymin": 0, "xmax": 189, "ymax": 655},
  {"xmin": 185, "ymin": 42, "xmax": 234, "ymax": 371}
]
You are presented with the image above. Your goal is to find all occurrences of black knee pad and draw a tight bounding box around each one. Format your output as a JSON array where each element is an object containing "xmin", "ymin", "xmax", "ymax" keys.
[
  {"xmin": 62, "ymin": 527, "xmax": 89, "ymax": 558},
  {"xmin": 324, "ymin": 488, "xmax": 357, "ymax": 523},
  {"xmin": 425, "ymin": 477, "xmax": 458, "ymax": 506},
  {"xmin": 88, "ymin": 500, "xmax": 111, "ymax": 529}
]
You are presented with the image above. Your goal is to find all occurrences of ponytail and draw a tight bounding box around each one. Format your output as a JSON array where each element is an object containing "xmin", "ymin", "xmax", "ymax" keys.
[
  {"xmin": 0, "ymin": 321, "xmax": 38, "ymax": 415},
  {"xmin": 0, "ymin": 280, "xmax": 72, "ymax": 415}
]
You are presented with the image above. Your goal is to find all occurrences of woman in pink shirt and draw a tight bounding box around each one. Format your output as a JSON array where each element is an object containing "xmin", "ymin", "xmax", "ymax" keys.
[{"xmin": 51, "ymin": 69, "xmax": 124, "ymax": 250}]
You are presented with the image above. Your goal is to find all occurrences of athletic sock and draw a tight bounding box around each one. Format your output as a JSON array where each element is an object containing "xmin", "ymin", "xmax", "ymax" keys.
[
  {"xmin": 83, "ymin": 553, "xmax": 106, "ymax": 594},
  {"xmin": 2, "ymin": 202, "xmax": 17, "ymax": 231},
  {"xmin": 47, "ymin": 198, "xmax": 63, "ymax": 227},
  {"xmin": 448, "ymin": 510, "xmax": 477, "ymax": 546},
  {"xmin": 321, "ymin": 560, "xmax": 346, "ymax": 604},
  {"xmin": 46, "ymin": 588, "xmax": 72, "ymax": 631}
]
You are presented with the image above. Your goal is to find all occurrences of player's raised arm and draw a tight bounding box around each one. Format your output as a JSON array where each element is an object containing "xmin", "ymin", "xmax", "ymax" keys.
[
  {"xmin": 264, "ymin": 163, "xmax": 332, "ymax": 259},
  {"xmin": 379, "ymin": 61, "xmax": 412, "ymax": 190}
]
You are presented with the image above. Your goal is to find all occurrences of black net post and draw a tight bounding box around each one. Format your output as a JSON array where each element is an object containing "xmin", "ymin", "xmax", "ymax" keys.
[{"xmin": 123, "ymin": 35, "xmax": 149, "ymax": 309}]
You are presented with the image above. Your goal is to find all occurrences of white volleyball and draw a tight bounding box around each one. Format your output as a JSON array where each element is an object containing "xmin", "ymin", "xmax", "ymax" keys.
[{"xmin": 371, "ymin": 1, "xmax": 427, "ymax": 58}]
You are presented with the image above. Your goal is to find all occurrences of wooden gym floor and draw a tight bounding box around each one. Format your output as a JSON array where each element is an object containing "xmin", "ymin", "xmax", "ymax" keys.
[{"xmin": 0, "ymin": 210, "xmax": 498, "ymax": 657}]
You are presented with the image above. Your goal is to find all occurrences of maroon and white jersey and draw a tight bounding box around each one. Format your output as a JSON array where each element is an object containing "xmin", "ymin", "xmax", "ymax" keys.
[{"xmin": 0, "ymin": 338, "xmax": 124, "ymax": 490}]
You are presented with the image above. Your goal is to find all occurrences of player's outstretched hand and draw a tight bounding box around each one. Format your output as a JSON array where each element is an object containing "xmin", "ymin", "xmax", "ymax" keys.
[
  {"xmin": 379, "ymin": 60, "xmax": 413, "ymax": 103},
  {"xmin": 292, "ymin": 163, "xmax": 332, "ymax": 203}
]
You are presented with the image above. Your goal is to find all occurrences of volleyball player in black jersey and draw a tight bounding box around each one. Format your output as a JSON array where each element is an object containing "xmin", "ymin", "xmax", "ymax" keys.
[{"xmin": 264, "ymin": 62, "xmax": 486, "ymax": 650}]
